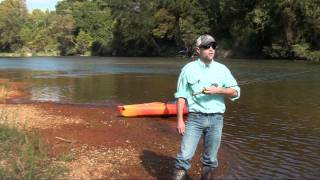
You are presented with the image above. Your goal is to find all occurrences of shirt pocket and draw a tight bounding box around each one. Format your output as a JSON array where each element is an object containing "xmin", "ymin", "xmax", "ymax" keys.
[
  {"xmin": 186, "ymin": 75, "xmax": 201, "ymax": 94},
  {"xmin": 209, "ymin": 76, "xmax": 224, "ymax": 88}
]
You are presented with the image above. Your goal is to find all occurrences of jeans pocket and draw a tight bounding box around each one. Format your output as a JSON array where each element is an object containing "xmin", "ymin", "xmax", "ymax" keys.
[
  {"xmin": 187, "ymin": 113, "xmax": 200, "ymax": 121},
  {"xmin": 211, "ymin": 114, "xmax": 224, "ymax": 129},
  {"xmin": 215, "ymin": 114, "xmax": 223, "ymax": 121}
]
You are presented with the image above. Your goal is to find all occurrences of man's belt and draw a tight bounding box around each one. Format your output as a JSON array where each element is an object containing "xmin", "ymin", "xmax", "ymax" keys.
[{"xmin": 189, "ymin": 112, "xmax": 223, "ymax": 116}]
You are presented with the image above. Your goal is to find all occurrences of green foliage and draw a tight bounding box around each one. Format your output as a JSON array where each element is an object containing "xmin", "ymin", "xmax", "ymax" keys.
[
  {"xmin": 110, "ymin": 0, "xmax": 160, "ymax": 56},
  {"xmin": 263, "ymin": 43, "xmax": 291, "ymax": 59},
  {"xmin": 178, "ymin": 1, "xmax": 210, "ymax": 55},
  {"xmin": 152, "ymin": 9, "xmax": 175, "ymax": 39},
  {"xmin": 75, "ymin": 30, "xmax": 93, "ymax": 55},
  {"xmin": 47, "ymin": 12, "xmax": 76, "ymax": 55},
  {"xmin": 0, "ymin": 0, "xmax": 28, "ymax": 51},
  {"xmin": 246, "ymin": 7, "xmax": 270, "ymax": 32},
  {"xmin": 0, "ymin": 0, "xmax": 319, "ymax": 59},
  {"xmin": 0, "ymin": 125, "xmax": 68, "ymax": 179},
  {"xmin": 20, "ymin": 10, "xmax": 59, "ymax": 54},
  {"xmin": 292, "ymin": 43, "xmax": 320, "ymax": 62},
  {"xmin": 56, "ymin": 0, "xmax": 114, "ymax": 55}
]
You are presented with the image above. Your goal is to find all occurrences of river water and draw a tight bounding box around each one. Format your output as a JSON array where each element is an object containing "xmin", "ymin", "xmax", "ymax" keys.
[{"xmin": 0, "ymin": 57, "xmax": 319, "ymax": 178}]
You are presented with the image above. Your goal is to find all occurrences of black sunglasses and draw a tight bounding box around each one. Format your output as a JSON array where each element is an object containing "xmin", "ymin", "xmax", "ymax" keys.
[{"xmin": 200, "ymin": 42, "xmax": 217, "ymax": 50}]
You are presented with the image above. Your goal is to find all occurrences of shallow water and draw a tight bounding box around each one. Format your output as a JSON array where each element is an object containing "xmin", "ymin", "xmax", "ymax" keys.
[{"xmin": 0, "ymin": 56, "xmax": 319, "ymax": 178}]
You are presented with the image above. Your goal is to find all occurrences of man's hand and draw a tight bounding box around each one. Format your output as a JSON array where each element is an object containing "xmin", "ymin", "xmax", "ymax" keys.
[
  {"xmin": 176, "ymin": 98, "xmax": 186, "ymax": 135},
  {"xmin": 176, "ymin": 120, "xmax": 185, "ymax": 135},
  {"xmin": 203, "ymin": 86, "xmax": 221, "ymax": 94},
  {"xmin": 203, "ymin": 86, "xmax": 238, "ymax": 97}
]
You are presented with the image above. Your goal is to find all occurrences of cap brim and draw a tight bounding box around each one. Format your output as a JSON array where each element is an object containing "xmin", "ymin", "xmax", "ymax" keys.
[{"xmin": 201, "ymin": 41, "xmax": 216, "ymax": 46}]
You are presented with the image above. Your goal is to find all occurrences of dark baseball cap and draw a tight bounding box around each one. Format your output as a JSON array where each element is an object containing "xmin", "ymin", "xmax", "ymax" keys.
[{"xmin": 196, "ymin": 34, "xmax": 216, "ymax": 47}]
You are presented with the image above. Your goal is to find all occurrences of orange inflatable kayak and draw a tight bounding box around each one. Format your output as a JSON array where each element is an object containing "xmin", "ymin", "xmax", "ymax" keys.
[{"xmin": 117, "ymin": 102, "xmax": 188, "ymax": 117}]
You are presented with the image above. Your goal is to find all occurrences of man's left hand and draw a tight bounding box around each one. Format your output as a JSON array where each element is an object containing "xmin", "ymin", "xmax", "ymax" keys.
[
  {"xmin": 203, "ymin": 86, "xmax": 238, "ymax": 97},
  {"xmin": 203, "ymin": 86, "xmax": 222, "ymax": 95}
]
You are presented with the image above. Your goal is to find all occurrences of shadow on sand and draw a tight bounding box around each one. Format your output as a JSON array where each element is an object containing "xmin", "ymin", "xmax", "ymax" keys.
[
  {"xmin": 140, "ymin": 150, "xmax": 175, "ymax": 179},
  {"xmin": 140, "ymin": 150, "xmax": 196, "ymax": 179}
]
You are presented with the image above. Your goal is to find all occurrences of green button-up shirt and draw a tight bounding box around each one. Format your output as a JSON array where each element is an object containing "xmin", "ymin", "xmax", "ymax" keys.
[{"xmin": 174, "ymin": 59, "xmax": 240, "ymax": 113}]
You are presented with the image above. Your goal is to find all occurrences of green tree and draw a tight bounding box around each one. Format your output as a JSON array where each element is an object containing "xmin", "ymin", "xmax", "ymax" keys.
[
  {"xmin": 110, "ymin": 0, "xmax": 161, "ymax": 56},
  {"xmin": 56, "ymin": 0, "xmax": 114, "ymax": 55},
  {"xmin": 152, "ymin": 8, "xmax": 176, "ymax": 39},
  {"xmin": 110, "ymin": 0, "xmax": 211, "ymax": 56},
  {"xmin": 263, "ymin": 0, "xmax": 320, "ymax": 60},
  {"xmin": 0, "ymin": 0, "xmax": 28, "ymax": 51},
  {"xmin": 75, "ymin": 30, "xmax": 93, "ymax": 55},
  {"xmin": 20, "ymin": 9, "xmax": 59, "ymax": 54},
  {"xmin": 0, "ymin": 0, "xmax": 318, "ymax": 59},
  {"xmin": 47, "ymin": 12, "xmax": 76, "ymax": 55},
  {"xmin": 161, "ymin": 0, "xmax": 210, "ymax": 56}
]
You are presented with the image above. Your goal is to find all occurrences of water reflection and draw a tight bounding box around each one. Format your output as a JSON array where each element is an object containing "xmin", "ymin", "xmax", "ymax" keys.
[
  {"xmin": 30, "ymin": 74, "xmax": 177, "ymax": 104},
  {"xmin": 0, "ymin": 57, "xmax": 183, "ymax": 75}
]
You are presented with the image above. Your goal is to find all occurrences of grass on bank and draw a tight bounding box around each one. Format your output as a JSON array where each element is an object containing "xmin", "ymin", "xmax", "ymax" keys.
[
  {"xmin": 0, "ymin": 110, "xmax": 69, "ymax": 179},
  {"xmin": 0, "ymin": 84, "xmax": 9, "ymax": 102}
]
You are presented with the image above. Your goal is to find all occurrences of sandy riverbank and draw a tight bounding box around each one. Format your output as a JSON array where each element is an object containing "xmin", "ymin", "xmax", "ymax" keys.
[
  {"xmin": 0, "ymin": 79, "xmax": 229, "ymax": 179},
  {"xmin": 1, "ymin": 103, "xmax": 231, "ymax": 179}
]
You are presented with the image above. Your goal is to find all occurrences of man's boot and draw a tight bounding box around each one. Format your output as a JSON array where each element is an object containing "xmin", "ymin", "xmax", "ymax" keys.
[
  {"xmin": 172, "ymin": 168, "xmax": 187, "ymax": 180},
  {"xmin": 201, "ymin": 166, "xmax": 213, "ymax": 180}
]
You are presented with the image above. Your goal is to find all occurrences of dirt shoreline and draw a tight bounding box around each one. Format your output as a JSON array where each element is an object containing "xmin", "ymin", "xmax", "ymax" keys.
[
  {"xmin": 0, "ymin": 79, "xmax": 230, "ymax": 179},
  {"xmin": 0, "ymin": 102, "xmax": 230, "ymax": 179}
]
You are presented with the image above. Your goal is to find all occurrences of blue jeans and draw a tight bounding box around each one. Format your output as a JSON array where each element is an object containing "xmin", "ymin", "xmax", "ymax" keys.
[{"xmin": 175, "ymin": 113, "xmax": 224, "ymax": 170}]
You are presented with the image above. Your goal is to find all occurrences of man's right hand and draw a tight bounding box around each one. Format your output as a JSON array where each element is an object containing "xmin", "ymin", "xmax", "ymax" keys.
[
  {"xmin": 176, "ymin": 120, "xmax": 185, "ymax": 135},
  {"xmin": 176, "ymin": 97, "xmax": 186, "ymax": 135}
]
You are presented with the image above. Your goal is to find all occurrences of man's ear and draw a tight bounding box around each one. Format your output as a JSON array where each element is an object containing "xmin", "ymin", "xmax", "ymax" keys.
[{"xmin": 195, "ymin": 47, "xmax": 200, "ymax": 55}]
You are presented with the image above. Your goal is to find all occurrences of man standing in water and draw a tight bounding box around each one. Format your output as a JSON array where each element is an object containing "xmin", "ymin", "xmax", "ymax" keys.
[{"xmin": 173, "ymin": 34, "xmax": 240, "ymax": 180}]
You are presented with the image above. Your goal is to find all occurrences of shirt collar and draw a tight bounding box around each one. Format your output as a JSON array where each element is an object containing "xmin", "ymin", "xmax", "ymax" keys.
[{"xmin": 197, "ymin": 58, "xmax": 214, "ymax": 68}]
